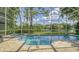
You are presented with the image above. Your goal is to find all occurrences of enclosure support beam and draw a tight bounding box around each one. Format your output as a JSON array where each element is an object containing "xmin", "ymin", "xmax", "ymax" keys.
[{"xmin": 5, "ymin": 7, "xmax": 7, "ymax": 36}]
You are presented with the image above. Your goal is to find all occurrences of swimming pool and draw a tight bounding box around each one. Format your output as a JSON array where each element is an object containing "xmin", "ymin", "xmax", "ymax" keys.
[{"xmin": 19, "ymin": 35, "xmax": 79, "ymax": 45}]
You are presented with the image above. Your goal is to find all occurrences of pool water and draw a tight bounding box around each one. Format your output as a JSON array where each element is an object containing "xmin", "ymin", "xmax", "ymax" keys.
[{"xmin": 19, "ymin": 35, "xmax": 79, "ymax": 45}]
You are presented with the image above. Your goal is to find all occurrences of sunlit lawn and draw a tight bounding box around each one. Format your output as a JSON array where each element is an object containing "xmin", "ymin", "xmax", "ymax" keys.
[{"xmin": 33, "ymin": 32, "xmax": 76, "ymax": 35}]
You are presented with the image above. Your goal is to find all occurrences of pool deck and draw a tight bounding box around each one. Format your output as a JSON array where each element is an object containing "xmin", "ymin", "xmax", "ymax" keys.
[{"xmin": 0, "ymin": 36, "xmax": 79, "ymax": 52}]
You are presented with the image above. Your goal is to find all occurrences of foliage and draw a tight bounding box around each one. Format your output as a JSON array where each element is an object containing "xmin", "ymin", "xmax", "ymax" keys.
[
  {"xmin": 75, "ymin": 22, "xmax": 79, "ymax": 34},
  {"xmin": 60, "ymin": 7, "xmax": 79, "ymax": 35}
]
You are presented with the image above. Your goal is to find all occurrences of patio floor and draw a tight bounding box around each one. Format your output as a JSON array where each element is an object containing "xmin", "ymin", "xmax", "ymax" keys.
[{"xmin": 0, "ymin": 37, "xmax": 79, "ymax": 52}]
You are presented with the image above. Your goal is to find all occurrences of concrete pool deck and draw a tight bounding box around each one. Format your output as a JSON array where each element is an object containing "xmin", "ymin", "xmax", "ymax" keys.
[{"xmin": 0, "ymin": 37, "xmax": 79, "ymax": 52}]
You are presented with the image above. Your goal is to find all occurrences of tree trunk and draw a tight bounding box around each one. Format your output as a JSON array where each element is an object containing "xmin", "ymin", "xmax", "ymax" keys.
[
  {"xmin": 28, "ymin": 7, "xmax": 33, "ymax": 33},
  {"xmin": 19, "ymin": 8, "xmax": 22, "ymax": 35},
  {"xmin": 75, "ymin": 21, "xmax": 79, "ymax": 35}
]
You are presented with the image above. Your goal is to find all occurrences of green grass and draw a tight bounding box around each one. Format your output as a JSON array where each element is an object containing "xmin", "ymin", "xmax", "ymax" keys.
[
  {"xmin": 0, "ymin": 30, "xmax": 76, "ymax": 35},
  {"xmin": 32, "ymin": 32, "xmax": 75, "ymax": 35}
]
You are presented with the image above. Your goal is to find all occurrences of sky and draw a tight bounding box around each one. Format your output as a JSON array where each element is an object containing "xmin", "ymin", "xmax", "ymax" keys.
[{"xmin": 16, "ymin": 7, "xmax": 77, "ymax": 25}]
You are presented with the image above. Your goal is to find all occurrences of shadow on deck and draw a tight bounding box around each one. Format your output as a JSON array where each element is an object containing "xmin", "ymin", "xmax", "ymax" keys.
[
  {"xmin": 16, "ymin": 40, "xmax": 26, "ymax": 52},
  {"xmin": 15, "ymin": 40, "xmax": 57, "ymax": 52}
]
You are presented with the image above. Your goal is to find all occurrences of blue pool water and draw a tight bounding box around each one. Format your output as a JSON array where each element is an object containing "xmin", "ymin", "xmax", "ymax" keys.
[{"xmin": 19, "ymin": 35, "xmax": 79, "ymax": 45}]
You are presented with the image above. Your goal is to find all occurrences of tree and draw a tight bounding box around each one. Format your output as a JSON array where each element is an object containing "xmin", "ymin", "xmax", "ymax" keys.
[
  {"xmin": 25, "ymin": 7, "xmax": 49, "ymax": 33},
  {"xmin": 60, "ymin": 7, "xmax": 79, "ymax": 34},
  {"xmin": 62, "ymin": 23, "xmax": 71, "ymax": 34},
  {"xmin": 0, "ymin": 8, "xmax": 5, "ymax": 29},
  {"xmin": 7, "ymin": 7, "xmax": 19, "ymax": 34},
  {"xmin": 0, "ymin": 7, "xmax": 19, "ymax": 35},
  {"xmin": 75, "ymin": 22, "xmax": 79, "ymax": 34},
  {"xmin": 60, "ymin": 8, "xmax": 79, "ymax": 20},
  {"xmin": 25, "ymin": 7, "xmax": 37, "ymax": 33}
]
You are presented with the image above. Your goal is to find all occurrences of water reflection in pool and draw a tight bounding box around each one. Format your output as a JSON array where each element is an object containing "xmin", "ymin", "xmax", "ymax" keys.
[{"xmin": 19, "ymin": 35, "xmax": 79, "ymax": 45}]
